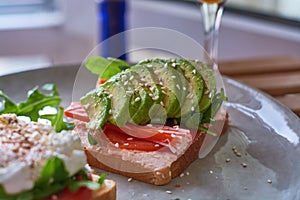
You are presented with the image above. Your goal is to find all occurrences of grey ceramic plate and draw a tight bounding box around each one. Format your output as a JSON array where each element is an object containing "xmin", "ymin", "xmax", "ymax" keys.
[{"xmin": 1, "ymin": 65, "xmax": 300, "ymax": 200}]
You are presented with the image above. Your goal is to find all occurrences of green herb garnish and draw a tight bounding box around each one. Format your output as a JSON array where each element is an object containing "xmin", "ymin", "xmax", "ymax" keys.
[
  {"xmin": 85, "ymin": 56, "xmax": 130, "ymax": 79},
  {"xmin": 0, "ymin": 83, "xmax": 72, "ymax": 132}
]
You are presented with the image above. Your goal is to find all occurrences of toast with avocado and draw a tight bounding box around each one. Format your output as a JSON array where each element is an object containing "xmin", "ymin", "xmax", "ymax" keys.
[{"xmin": 65, "ymin": 57, "xmax": 228, "ymax": 185}]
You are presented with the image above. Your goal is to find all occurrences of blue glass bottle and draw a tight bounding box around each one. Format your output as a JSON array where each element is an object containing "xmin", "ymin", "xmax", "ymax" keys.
[{"xmin": 97, "ymin": 0, "xmax": 127, "ymax": 61}]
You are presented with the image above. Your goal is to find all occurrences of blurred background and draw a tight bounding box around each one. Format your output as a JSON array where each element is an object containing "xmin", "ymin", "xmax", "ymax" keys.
[{"xmin": 0, "ymin": 0, "xmax": 299, "ymax": 71}]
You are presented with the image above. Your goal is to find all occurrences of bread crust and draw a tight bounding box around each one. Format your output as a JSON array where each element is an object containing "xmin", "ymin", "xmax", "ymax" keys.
[
  {"xmin": 91, "ymin": 179, "xmax": 116, "ymax": 200},
  {"xmin": 85, "ymin": 111, "xmax": 229, "ymax": 186}
]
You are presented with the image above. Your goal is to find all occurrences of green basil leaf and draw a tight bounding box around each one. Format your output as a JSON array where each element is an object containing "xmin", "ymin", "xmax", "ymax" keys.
[{"xmin": 85, "ymin": 56, "xmax": 130, "ymax": 79}]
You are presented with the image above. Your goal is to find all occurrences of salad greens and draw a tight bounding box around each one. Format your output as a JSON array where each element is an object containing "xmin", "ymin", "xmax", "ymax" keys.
[
  {"xmin": 85, "ymin": 56, "xmax": 130, "ymax": 79},
  {"xmin": 0, "ymin": 83, "xmax": 73, "ymax": 132},
  {"xmin": 0, "ymin": 157, "xmax": 104, "ymax": 200},
  {"xmin": 0, "ymin": 85, "xmax": 105, "ymax": 199}
]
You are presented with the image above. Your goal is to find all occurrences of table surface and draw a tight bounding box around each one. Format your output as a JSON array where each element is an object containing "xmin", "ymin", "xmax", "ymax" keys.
[{"xmin": 219, "ymin": 56, "xmax": 300, "ymax": 117}]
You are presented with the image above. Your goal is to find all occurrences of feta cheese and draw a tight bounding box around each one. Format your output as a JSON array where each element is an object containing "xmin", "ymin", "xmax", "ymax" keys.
[{"xmin": 0, "ymin": 114, "xmax": 86, "ymax": 194}]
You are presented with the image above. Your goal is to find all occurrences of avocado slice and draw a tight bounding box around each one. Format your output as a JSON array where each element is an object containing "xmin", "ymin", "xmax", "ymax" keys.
[
  {"xmin": 189, "ymin": 60, "xmax": 216, "ymax": 113},
  {"xmin": 129, "ymin": 64, "xmax": 164, "ymax": 104},
  {"xmin": 120, "ymin": 70, "xmax": 155, "ymax": 125},
  {"xmin": 101, "ymin": 80, "xmax": 130, "ymax": 127},
  {"xmin": 80, "ymin": 88, "xmax": 111, "ymax": 130},
  {"xmin": 137, "ymin": 59, "xmax": 187, "ymax": 118}
]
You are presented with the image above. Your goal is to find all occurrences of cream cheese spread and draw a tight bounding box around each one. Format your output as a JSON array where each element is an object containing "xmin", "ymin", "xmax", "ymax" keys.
[{"xmin": 0, "ymin": 114, "xmax": 86, "ymax": 195}]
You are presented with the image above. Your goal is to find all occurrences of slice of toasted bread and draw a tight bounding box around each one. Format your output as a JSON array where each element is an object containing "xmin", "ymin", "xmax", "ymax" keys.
[
  {"xmin": 85, "ymin": 129, "xmax": 206, "ymax": 185},
  {"xmin": 84, "ymin": 110, "xmax": 229, "ymax": 186}
]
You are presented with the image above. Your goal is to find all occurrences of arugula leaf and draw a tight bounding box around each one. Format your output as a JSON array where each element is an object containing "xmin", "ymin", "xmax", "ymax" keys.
[
  {"xmin": 17, "ymin": 84, "xmax": 61, "ymax": 121},
  {"xmin": 35, "ymin": 157, "xmax": 69, "ymax": 186},
  {"xmin": 0, "ymin": 84, "xmax": 61, "ymax": 121},
  {"xmin": 98, "ymin": 173, "xmax": 106, "ymax": 185},
  {"xmin": 85, "ymin": 56, "xmax": 130, "ymax": 79},
  {"xmin": 0, "ymin": 84, "xmax": 74, "ymax": 132},
  {"xmin": 0, "ymin": 156, "xmax": 104, "ymax": 200},
  {"xmin": 0, "ymin": 91, "xmax": 17, "ymax": 114},
  {"xmin": 88, "ymin": 132, "xmax": 98, "ymax": 145},
  {"xmin": 41, "ymin": 107, "xmax": 75, "ymax": 132},
  {"xmin": 69, "ymin": 180, "xmax": 100, "ymax": 192}
]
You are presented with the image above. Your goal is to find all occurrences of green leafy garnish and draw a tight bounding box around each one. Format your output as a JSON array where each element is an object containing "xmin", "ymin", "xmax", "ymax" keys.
[
  {"xmin": 88, "ymin": 132, "xmax": 98, "ymax": 145},
  {"xmin": 0, "ymin": 83, "xmax": 73, "ymax": 132},
  {"xmin": 85, "ymin": 56, "xmax": 130, "ymax": 79},
  {"xmin": 41, "ymin": 107, "xmax": 75, "ymax": 132},
  {"xmin": 0, "ymin": 157, "xmax": 104, "ymax": 200}
]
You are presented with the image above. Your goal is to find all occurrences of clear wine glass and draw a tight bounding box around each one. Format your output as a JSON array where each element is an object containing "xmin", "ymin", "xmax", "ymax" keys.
[{"xmin": 199, "ymin": 0, "xmax": 226, "ymax": 67}]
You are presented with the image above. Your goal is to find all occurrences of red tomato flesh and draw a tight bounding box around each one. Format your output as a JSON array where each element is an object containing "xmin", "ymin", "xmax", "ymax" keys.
[{"xmin": 43, "ymin": 185, "xmax": 92, "ymax": 200}]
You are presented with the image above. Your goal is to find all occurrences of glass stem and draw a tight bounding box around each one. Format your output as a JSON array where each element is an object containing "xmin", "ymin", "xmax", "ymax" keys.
[{"xmin": 200, "ymin": 1, "xmax": 225, "ymax": 64}]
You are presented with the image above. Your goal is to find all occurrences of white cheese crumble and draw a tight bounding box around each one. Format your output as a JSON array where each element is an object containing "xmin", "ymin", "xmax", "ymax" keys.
[{"xmin": 0, "ymin": 114, "xmax": 86, "ymax": 195}]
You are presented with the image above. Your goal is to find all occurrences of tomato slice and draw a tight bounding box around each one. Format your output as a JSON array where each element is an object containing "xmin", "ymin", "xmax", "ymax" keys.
[
  {"xmin": 65, "ymin": 102, "xmax": 192, "ymax": 153},
  {"xmin": 64, "ymin": 102, "xmax": 89, "ymax": 122},
  {"xmin": 97, "ymin": 78, "xmax": 107, "ymax": 85},
  {"xmin": 104, "ymin": 124, "xmax": 163, "ymax": 151},
  {"xmin": 43, "ymin": 187, "xmax": 92, "ymax": 200}
]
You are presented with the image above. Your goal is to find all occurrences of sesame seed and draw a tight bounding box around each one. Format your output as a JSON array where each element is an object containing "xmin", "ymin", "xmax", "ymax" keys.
[
  {"xmin": 209, "ymin": 170, "xmax": 214, "ymax": 174},
  {"xmin": 152, "ymin": 96, "xmax": 159, "ymax": 101},
  {"xmin": 241, "ymin": 163, "xmax": 247, "ymax": 168},
  {"xmin": 134, "ymin": 97, "xmax": 141, "ymax": 102},
  {"xmin": 128, "ymin": 177, "xmax": 133, "ymax": 182},
  {"xmin": 127, "ymin": 137, "xmax": 133, "ymax": 141},
  {"xmin": 114, "ymin": 143, "xmax": 119, "ymax": 148},
  {"xmin": 179, "ymin": 173, "xmax": 185, "ymax": 178},
  {"xmin": 129, "ymin": 75, "xmax": 134, "ymax": 80},
  {"xmin": 108, "ymin": 109, "xmax": 112, "ymax": 115},
  {"xmin": 126, "ymin": 91, "xmax": 133, "ymax": 95},
  {"xmin": 124, "ymin": 81, "xmax": 128, "ymax": 86},
  {"xmin": 171, "ymin": 63, "xmax": 177, "ymax": 67},
  {"xmin": 267, "ymin": 179, "xmax": 272, "ymax": 184},
  {"xmin": 165, "ymin": 190, "xmax": 172, "ymax": 194},
  {"xmin": 171, "ymin": 75, "xmax": 176, "ymax": 79},
  {"xmin": 176, "ymin": 84, "xmax": 180, "ymax": 90},
  {"xmin": 154, "ymin": 144, "xmax": 160, "ymax": 147},
  {"xmin": 225, "ymin": 158, "xmax": 231, "ymax": 163},
  {"xmin": 146, "ymin": 124, "xmax": 153, "ymax": 127},
  {"xmin": 191, "ymin": 106, "xmax": 195, "ymax": 112},
  {"xmin": 173, "ymin": 125, "xmax": 179, "ymax": 129},
  {"xmin": 186, "ymin": 171, "xmax": 190, "ymax": 176},
  {"xmin": 192, "ymin": 69, "xmax": 196, "ymax": 74},
  {"xmin": 183, "ymin": 86, "xmax": 187, "ymax": 91},
  {"xmin": 147, "ymin": 64, "xmax": 153, "ymax": 68},
  {"xmin": 160, "ymin": 101, "xmax": 164, "ymax": 106},
  {"xmin": 124, "ymin": 143, "xmax": 129, "ymax": 146}
]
